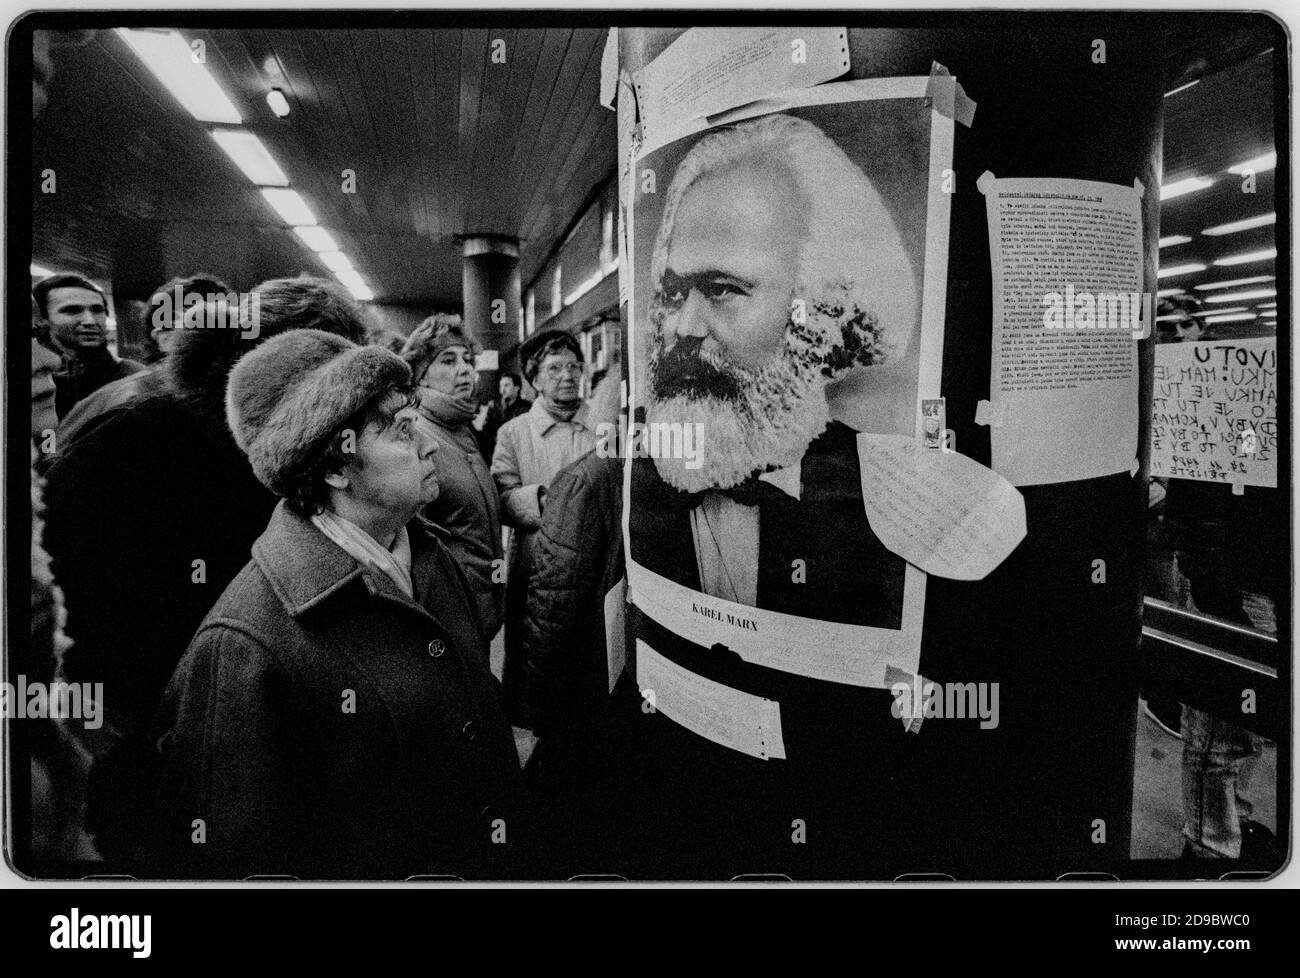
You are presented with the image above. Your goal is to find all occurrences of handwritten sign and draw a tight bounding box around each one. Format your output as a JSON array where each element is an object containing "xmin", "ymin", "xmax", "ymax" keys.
[{"xmin": 1151, "ymin": 338, "xmax": 1277, "ymax": 488}]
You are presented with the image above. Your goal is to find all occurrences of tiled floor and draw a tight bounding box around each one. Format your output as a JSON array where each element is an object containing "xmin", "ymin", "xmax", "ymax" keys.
[{"xmin": 1130, "ymin": 698, "xmax": 1277, "ymax": 859}]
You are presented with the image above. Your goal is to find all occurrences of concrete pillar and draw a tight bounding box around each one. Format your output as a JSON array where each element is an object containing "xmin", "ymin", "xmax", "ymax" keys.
[{"xmin": 462, "ymin": 235, "xmax": 521, "ymax": 398}]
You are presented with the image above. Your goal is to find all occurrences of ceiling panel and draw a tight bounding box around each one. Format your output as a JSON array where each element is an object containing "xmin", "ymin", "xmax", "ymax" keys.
[
  {"xmin": 32, "ymin": 26, "xmax": 616, "ymax": 328},
  {"xmin": 1159, "ymin": 47, "xmax": 1277, "ymax": 336}
]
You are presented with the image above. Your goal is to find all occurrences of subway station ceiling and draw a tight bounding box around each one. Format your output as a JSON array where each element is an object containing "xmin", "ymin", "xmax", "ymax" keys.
[{"xmin": 32, "ymin": 27, "xmax": 616, "ymax": 309}]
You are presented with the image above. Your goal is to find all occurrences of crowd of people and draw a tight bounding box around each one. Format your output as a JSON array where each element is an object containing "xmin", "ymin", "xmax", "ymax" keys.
[{"xmin": 28, "ymin": 271, "xmax": 637, "ymax": 878}]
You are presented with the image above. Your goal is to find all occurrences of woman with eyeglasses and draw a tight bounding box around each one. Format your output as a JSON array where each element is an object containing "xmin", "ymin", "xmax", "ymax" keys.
[
  {"xmin": 490, "ymin": 329, "xmax": 597, "ymax": 728},
  {"xmin": 401, "ymin": 314, "xmax": 504, "ymax": 642}
]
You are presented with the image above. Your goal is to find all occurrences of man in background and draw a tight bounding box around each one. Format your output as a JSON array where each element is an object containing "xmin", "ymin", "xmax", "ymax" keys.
[
  {"xmin": 480, "ymin": 371, "xmax": 532, "ymax": 460},
  {"xmin": 34, "ymin": 272, "xmax": 144, "ymax": 419}
]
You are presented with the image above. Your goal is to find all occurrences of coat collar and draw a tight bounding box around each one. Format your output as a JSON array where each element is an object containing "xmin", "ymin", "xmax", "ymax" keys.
[
  {"xmin": 526, "ymin": 395, "xmax": 592, "ymax": 437},
  {"xmin": 253, "ymin": 501, "xmax": 443, "ymax": 619}
]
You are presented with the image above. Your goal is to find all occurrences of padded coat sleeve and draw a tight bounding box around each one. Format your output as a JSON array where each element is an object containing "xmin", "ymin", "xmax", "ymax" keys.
[{"xmin": 521, "ymin": 460, "xmax": 613, "ymax": 737}]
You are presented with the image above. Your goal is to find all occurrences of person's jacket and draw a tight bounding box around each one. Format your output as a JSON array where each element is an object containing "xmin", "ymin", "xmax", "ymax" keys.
[
  {"xmin": 153, "ymin": 502, "xmax": 523, "ymax": 878},
  {"xmin": 419, "ymin": 413, "xmax": 504, "ymax": 639},
  {"xmin": 523, "ymin": 452, "xmax": 626, "ymax": 739},
  {"xmin": 53, "ymin": 347, "xmax": 144, "ymax": 420},
  {"xmin": 43, "ymin": 328, "xmax": 279, "ymax": 737}
]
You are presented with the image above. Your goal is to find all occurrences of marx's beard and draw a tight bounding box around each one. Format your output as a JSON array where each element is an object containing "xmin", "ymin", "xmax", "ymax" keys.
[{"xmin": 647, "ymin": 311, "xmax": 832, "ymax": 493}]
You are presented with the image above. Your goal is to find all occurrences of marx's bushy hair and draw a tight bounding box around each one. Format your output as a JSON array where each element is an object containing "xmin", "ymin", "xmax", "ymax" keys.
[{"xmin": 650, "ymin": 113, "xmax": 919, "ymax": 372}]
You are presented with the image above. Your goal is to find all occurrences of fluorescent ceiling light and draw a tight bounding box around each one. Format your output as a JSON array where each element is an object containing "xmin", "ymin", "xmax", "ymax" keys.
[
  {"xmin": 261, "ymin": 188, "xmax": 316, "ymax": 225},
  {"xmin": 336, "ymin": 269, "xmax": 367, "ymax": 290},
  {"xmin": 1258, "ymin": 303, "xmax": 1276, "ymax": 309},
  {"xmin": 1157, "ymin": 263, "xmax": 1206, "ymax": 278},
  {"xmin": 1205, "ymin": 289, "xmax": 1276, "ymax": 303},
  {"xmin": 1195, "ymin": 307, "xmax": 1245, "ymax": 315},
  {"xmin": 30, "ymin": 263, "xmax": 53, "ymax": 277},
  {"xmin": 348, "ymin": 284, "xmax": 374, "ymax": 302},
  {"xmin": 266, "ymin": 88, "xmax": 291, "ymax": 118},
  {"xmin": 317, "ymin": 251, "xmax": 353, "ymax": 273},
  {"xmin": 1213, "ymin": 248, "xmax": 1276, "ymax": 267},
  {"xmin": 1160, "ymin": 176, "xmax": 1213, "ymax": 201},
  {"xmin": 116, "ymin": 29, "xmax": 241, "ymax": 124},
  {"xmin": 1159, "ymin": 235, "xmax": 1192, "ymax": 248},
  {"xmin": 563, "ymin": 271, "xmax": 604, "ymax": 307},
  {"xmin": 1227, "ymin": 151, "xmax": 1276, "ymax": 175},
  {"xmin": 1202, "ymin": 213, "xmax": 1276, "ymax": 236},
  {"xmin": 1203, "ymin": 312, "xmax": 1256, "ymax": 324},
  {"xmin": 294, "ymin": 226, "xmax": 339, "ymax": 252},
  {"xmin": 1156, "ymin": 288, "xmax": 1186, "ymax": 298},
  {"xmin": 1194, "ymin": 275, "xmax": 1274, "ymax": 290},
  {"xmin": 1164, "ymin": 79, "xmax": 1200, "ymax": 97},
  {"xmin": 210, "ymin": 129, "xmax": 288, "ymax": 186}
]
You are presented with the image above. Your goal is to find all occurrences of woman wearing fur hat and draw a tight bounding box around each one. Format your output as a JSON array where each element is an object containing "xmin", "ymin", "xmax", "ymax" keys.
[
  {"xmin": 401, "ymin": 314, "xmax": 504, "ymax": 641},
  {"xmin": 155, "ymin": 329, "xmax": 521, "ymax": 877}
]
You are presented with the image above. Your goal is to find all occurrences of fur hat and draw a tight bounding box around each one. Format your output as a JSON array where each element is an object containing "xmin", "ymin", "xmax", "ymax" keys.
[{"xmin": 226, "ymin": 329, "xmax": 411, "ymax": 496}]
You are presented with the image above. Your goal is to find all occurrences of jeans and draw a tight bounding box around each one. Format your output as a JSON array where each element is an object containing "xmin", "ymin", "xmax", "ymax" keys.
[{"xmin": 1180, "ymin": 705, "xmax": 1265, "ymax": 858}]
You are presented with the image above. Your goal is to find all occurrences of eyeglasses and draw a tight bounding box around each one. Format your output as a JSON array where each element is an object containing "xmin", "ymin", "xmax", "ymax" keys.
[{"xmin": 542, "ymin": 361, "xmax": 583, "ymax": 379}]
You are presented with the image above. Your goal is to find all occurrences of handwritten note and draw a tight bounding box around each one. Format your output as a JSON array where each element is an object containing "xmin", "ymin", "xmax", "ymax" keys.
[
  {"xmin": 636, "ymin": 639, "xmax": 786, "ymax": 760},
  {"xmin": 1151, "ymin": 338, "xmax": 1277, "ymax": 488},
  {"xmin": 857, "ymin": 433, "xmax": 1027, "ymax": 580}
]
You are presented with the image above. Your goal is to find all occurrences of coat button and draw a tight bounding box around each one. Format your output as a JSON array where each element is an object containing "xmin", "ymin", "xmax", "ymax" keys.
[
  {"xmin": 461, "ymin": 720, "xmax": 479, "ymax": 741},
  {"xmin": 428, "ymin": 638, "xmax": 445, "ymax": 657}
]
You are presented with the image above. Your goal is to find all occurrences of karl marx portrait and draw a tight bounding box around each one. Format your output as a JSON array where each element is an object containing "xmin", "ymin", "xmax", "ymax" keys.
[{"xmin": 629, "ymin": 112, "xmax": 921, "ymax": 629}]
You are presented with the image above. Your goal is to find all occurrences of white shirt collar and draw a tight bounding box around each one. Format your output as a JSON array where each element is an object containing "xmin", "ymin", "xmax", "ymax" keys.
[{"xmin": 757, "ymin": 461, "xmax": 802, "ymax": 501}]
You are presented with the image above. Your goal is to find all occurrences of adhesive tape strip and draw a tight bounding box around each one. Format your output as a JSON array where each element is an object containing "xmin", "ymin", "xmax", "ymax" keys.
[
  {"xmin": 975, "ymin": 399, "xmax": 1006, "ymax": 427},
  {"xmin": 924, "ymin": 62, "xmax": 977, "ymax": 127}
]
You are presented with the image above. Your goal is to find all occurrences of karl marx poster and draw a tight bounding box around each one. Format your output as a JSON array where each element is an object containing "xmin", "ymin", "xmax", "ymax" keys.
[{"xmin": 624, "ymin": 81, "xmax": 954, "ymax": 688}]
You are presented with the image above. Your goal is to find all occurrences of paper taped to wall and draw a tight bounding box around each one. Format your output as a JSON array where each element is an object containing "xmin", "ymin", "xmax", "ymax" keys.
[
  {"xmin": 636, "ymin": 639, "xmax": 786, "ymax": 760},
  {"xmin": 980, "ymin": 173, "xmax": 1143, "ymax": 486},
  {"xmin": 1151, "ymin": 337, "xmax": 1277, "ymax": 488},
  {"xmin": 633, "ymin": 27, "xmax": 849, "ymax": 146},
  {"xmin": 604, "ymin": 577, "xmax": 628, "ymax": 693},
  {"xmin": 857, "ymin": 433, "xmax": 1026, "ymax": 580}
]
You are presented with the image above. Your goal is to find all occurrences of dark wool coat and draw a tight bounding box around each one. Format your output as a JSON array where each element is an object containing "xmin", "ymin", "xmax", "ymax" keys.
[
  {"xmin": 154, "ymin": 503, "xmax": 523, "ymax": 879},
  {"xmin": 43, "ymin": 328, "xmax": 279, "ymax": 737}
]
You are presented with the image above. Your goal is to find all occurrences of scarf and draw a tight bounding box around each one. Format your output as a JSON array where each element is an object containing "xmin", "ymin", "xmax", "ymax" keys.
[
  {"xmin": 311, "ymin": 509, "xmax": 414, "ymax": 598},
  {"xmin": 542, "ymin": 397, "xmax": 582, "ymax": 423},
  {"xmin": 417, "ymin": 386, "xmax": 478, "ymax": 427}
]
